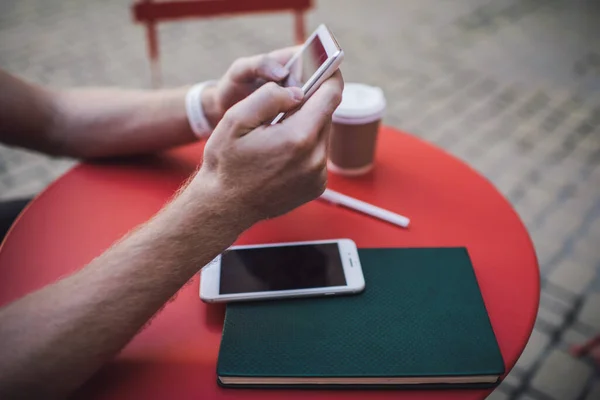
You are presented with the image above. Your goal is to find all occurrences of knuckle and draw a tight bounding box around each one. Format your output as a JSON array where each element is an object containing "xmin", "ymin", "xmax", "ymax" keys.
[
  {"xmin": 332, "ymin": 89, "xmax": 343, "ymax": 107},
  {"xmin": 257, "ymin": 54, "xmax": 269, "ymax": 67},
  {"xmin": 280, "ymin": 135, "xmax": 295, "ymax": 152},
  {"xmin": 323, "ymin": 86, "xmax": 343, "ymax": 109},
  {"xmin": 309, "ymin": 156, "xmax": 327, "ymax": 179},
  {"xmin": 229, "ymin": 57, "xmax": 247, "ymax": 73},
  {"xmin": 253, "ymin": 55, "xmax": 269, "ymax": 74},
  {"xmin": 221, "ymin": 108, "xmax": 242, "ymax": 131},
  {"xmin": 321, "ymin": 79, "xmax": 343, "ymax": 106},
  {"xmin": 311, "ymin": 168, "xmax": 328, "ymax": 197},
  {"xmin": 294, "ymin": 134, "xmax": 314, "ymax": 153},
  {"xmin": 262, "ymin": 81, "xmax": 281, "ymax": 95},
  {"xmin": 314, "ymin": 156, "xmax": 328, "ymax": 174}
]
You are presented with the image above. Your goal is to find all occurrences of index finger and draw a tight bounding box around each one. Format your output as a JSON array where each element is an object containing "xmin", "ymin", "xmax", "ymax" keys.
[
  {"xmin": 268, "ymin": 46, "xmax": 301, "ymax": 66},
  {"xmin": 283, "ymin": 70, "xmax": 344, "ymax": 138}
]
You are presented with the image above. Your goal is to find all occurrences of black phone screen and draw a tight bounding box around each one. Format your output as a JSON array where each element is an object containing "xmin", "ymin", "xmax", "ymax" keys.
[{"xmin": 219, "ymin": 243, "xmax": 347, "ymax": 294}]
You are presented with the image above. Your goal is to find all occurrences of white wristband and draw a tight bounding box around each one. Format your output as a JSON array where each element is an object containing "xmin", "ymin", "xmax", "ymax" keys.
[{"xmin": 185, "ymin": 81, "xmax": 217, "ymax": 139}]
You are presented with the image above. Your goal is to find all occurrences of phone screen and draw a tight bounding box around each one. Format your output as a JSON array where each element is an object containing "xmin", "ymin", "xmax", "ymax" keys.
[
  {"xmin": 282, "ymin": 35, "xmax": 329, "ymax": 89},
  {"xmin": 219, "ymin": 243, "xmax": 347, "ymax": 294}
]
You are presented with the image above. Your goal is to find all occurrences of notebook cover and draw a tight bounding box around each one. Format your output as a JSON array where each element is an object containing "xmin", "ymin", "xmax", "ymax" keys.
[{"xmin": 217, "ymin": 247, "xmax": 505, "ymax": 389}]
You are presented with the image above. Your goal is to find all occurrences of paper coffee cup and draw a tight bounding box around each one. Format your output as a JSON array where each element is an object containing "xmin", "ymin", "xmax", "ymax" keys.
[{"xmin": 328, "ymin": 83, "xmax": 386, "ymax": 176}]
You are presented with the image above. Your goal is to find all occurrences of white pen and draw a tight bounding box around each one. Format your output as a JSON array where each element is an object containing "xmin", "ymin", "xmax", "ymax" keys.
[{"xmin": 319, "ymin": 188, "xmax": 410, "ymax": 228}]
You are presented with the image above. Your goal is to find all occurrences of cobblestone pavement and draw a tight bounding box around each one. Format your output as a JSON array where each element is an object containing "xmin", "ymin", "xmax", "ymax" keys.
[{"xmin": 1, "ymin": 1, "xmax": 599, "ymax": 399}]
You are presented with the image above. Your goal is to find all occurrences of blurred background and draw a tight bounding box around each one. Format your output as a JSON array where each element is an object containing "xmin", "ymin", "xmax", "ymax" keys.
[{"xmin": 0, "ymin": 0, "xmax": 599, "ymax": 399}]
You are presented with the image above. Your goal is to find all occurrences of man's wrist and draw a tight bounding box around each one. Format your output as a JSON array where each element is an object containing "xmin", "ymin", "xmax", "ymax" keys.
[
  {"xmin": 172, "ymin": 171, "xmax": 257, "ymax": 239},
  {"xmin": 200, "ymin": 84, "xmax": 223, "ymax": 130}
]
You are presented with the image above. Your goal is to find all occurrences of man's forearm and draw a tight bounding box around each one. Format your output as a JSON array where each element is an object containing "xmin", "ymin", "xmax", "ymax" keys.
[
  {"xmin": 0, "ymin": 70, "xmax": 59, "ymax": 153},
  {"xmin": 0, "ymin": 176, "xmax": 249, "ymax": 399},
  {"xmin": 0, "ymin": 69, "xmax": 222, "ymax": 158},
  {"xmin": 49, "ymin": 87, "xmax": 195, "ymax": 158}
]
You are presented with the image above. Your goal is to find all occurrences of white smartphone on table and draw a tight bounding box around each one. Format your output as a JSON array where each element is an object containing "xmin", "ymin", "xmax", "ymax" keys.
[
  {"xmin": 271, "ymin": 24, "xmax": 344, "ymax": 124},
  {"xmin": 199, "ymin": 239, "xmax": 364, "ymax": 303}
]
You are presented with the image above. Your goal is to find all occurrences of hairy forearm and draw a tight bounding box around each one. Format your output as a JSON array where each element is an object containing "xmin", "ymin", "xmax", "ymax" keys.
[
  {"xmin": 49, "ymin": 87, "xmax": 197, "ymax": 158},
  {"xmin": 0, "ymin": 176, "xmax": 249, "ymax": 399},
  {"xmin": 0, "ymin": 70, "xmax": 59, "ymax": 153},
  {"xmin": 0, "ymin": 69, "xmax": 222, "ymax": 158}
]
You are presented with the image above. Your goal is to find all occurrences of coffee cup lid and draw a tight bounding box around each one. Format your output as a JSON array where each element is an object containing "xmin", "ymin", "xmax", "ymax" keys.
[{"xmin": 333, "ymin": 83, "xmax": 386, "ymax": 124}]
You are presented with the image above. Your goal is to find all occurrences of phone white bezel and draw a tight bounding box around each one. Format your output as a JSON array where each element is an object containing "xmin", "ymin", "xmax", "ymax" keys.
[
  {"xmin": 271, "ymin": 24, "xmax": 344, "ymax": 124},
  {"xmin": 199, "ymin": 239, "xmax": 364, "ymax": 303}
]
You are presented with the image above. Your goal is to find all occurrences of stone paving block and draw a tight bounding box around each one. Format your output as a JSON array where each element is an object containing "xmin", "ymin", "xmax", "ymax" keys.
[
  {"xmin": 539, "ymin": 290, "xmax": 572, "ymax": 314},
  {"xmin": 548, "ymin": 259, "xmax": 596, "ymax": 295},
  {"xmin": 485, "ymin": 388, "xmax": 510, "ymax": 400},
  {"xmin": 531, "ymin": 234, "xmax": 567, "ymax": 269},
  {"xmin": 572, "ymin": 135, "xmax": 600, "ymax": 161},
  {"xmin": 560, "ymin": 194, "xmax": 599, "ymax": 224},
  {"xmin": 535, "ymin": 307, "xmax": 565, "ymax": 331},
  {"xmin": 515, "ymin": 394, "xmax": 538, "ymax": 400},
  {"xmin": 571, "ymin": 237, "xmax": 600, "ymax": 267},
  {"xmin": 0, "ymin": 179, "xmax": 51, "ymax": 200},
  {"xmin": 589, "ymin": 165, "xmax": 600, "ymax": 188},
  {"xmin": 536, "ymin": 166, "xmax": 578, "ymax": 194},
  {"xmin": 519, "ymin": 213, "xmax": 537, "ymax": 232},
  {"xmin": 502, "ymin": 367, "xmax": 523, "ymax": 390},
  {"xmin": 515, "ymin": 329, "xmax": 550, "ymax": 371},
  {"xmin": 577, "ymin": 293, "xmax": 600, "ymax": 330},
  {"xmin": 533, "ymin": 241, "xmax": 560, "ymax": 272},
  {"xmin": 515, "ymin": 186, "xmax": 554, "ymax": 216},
  {"xmin": 539, "ymin": 212, "xmax": 584, "ymax": 243},
  {"xmin": 592, "ymin": 269, "xmax": 600, "ymax": 294},
  {"xmin": 531, "ymin": 349, "xmax": 592, "ymax": 400},
  {"xmin": 493, "ymin": 172, "xmax": 523, "ymax": 197},
  {"xmin": 544, "ymin": 282, "xmax": 580, "ymax": 306},
  {"xmin": 560, "ymin": 327, "xmax": 590, "ymax": 347},
  {"xmin": 585, "ymin": 381, "xmax": 600, "ymax": 400}
]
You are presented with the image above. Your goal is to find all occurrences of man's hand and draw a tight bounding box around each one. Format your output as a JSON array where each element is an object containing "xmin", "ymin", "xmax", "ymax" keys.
[
  {"xmin": 0, "ymin": 66, "xmax": 343, "ymax": 400},
  {"xmin": 0, "ymin": 49, "xmax": 296, "ymax": 159},
  {"xmin": 193, "ymin": 70, "xmax": 344, "ymax": 227},
  {"xmin": 201, "ymin": 47, "xmax": 297, "ymax": 128}
]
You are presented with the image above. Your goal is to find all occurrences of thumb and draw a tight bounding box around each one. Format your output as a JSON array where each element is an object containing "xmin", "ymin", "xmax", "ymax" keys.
[{"xmin": 222, "ymin": 82, "xmax": 303, "ymax": 135}]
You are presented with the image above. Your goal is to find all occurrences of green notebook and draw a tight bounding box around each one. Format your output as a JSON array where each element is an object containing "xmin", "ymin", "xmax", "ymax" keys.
[{"xmin": 217, "ymin": 247, "xmax": 504, "ymax": 389}]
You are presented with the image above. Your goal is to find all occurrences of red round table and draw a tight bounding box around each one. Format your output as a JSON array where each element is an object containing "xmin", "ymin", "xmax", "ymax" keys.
[{"xmin": 0, "ymin": 126, "xmax": 539, "ymax": 399}]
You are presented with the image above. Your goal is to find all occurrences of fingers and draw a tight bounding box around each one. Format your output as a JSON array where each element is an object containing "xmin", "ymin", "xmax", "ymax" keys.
[
  {"xmin": 220, "ymin": 83, "xmax": 304, "ymax": 135},
  {"xmin": 228, "ymin": 53, "xmax": 291, "ymax": 84},
  {"xmin": 268, "ymin": 46, "xmax": 301, "ymax": 65},
  {"xmin": 305, "ymin": 120, "xmax": 332, "ymax": 199},
  {"xmin": 284, "ymin": 70, "xmax": 344, "ymax": 142},
  {"xmin": 310, "ymin": 119, "xmax": 331, "ymax": 171}
]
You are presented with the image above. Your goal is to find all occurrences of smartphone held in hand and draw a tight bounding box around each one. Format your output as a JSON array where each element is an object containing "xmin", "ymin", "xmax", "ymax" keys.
[{"xmin": 271, "ymin": 24, "xmax": 344, "ymax": 124}]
